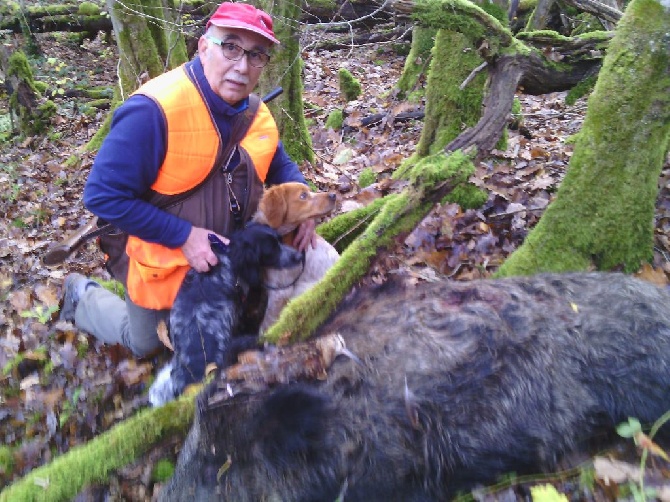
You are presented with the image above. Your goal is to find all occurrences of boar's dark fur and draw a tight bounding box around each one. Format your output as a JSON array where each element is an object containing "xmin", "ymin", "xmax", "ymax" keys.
[{"xmin": 161, "ymin": 272, "xmax": 670, "ymax": 501}]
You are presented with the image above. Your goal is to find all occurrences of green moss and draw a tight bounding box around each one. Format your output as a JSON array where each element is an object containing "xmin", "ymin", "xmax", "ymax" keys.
[
  {"xmin": 417, "ymin": 30, "xmax": 486, "ymax": 156},
  {"xmin": 78, "ymin": 1, "xmax": 101, "ymax": 16},
  {"xmin": 358, "ymin": 168, "xmax": 376, "ymax": 188},
  {"xmin": 565, "ymin": 75, "xmax": 597, "ymax": 105},
  {"xmin": 325, "ymin": 109, "xmax": 344, "ymax": 130},
  {"xmin": 478, "ymin": 0, "xmax": 508, "ymax": 24},
  {"xmin": 0, "ymin": 1, "xmax": 18, "ymax": 16},
  {"xmin": 79, "ymin": 86, "xmax": 114, "ymax": 99},
  {"xmin": 95, "ymin": 278, "xmax": 125, "ymax": 298},
  {"xmin": 396, "ymin": 27, "xmax": 436, "ymax": 99},
  {"xmin": 86, "ymin": 98, "xmax": 111, "ymax": 109},
  {"xmin": 33, "ymin": 81, "xmax": 48, "ymax": 93},
  {"xmin": 317, "ymin": 197, "xmax": 388, "ymax": 252},
  {"xmin": 0, "ymin": 445, "xmax": 15, "ymax": 476},
  {"xmin": 7, "ymin": 51, "xmax": 37, "ymax": 93},
  {"xmin": 26, "ymin": 4, "xmax": 72, "ymax": 16},
  {"xmin": 393, "ymin": 42, "xmax": 411, "ymax": 57},
  {"xmin": 444, "ymin": 183, "xmax": 488, "ymax": 208},
  {"xmin": 338, "ymin": 68, "xmax": 362, "ymax": 102},
  {"xmin": 510, "ymin": 96, "xmax": 523, "ymax": 129},
  {"xmin": 151, "ymin": 459, "xmax": 175, "ymax": 482},
  {"xmin": 570, "ymin": 13, "xmax": 604, "ymax": 35},
  {"xmin": 495, "ymin": 127, "xmax": 508, "ymax": 151},
  {"xmin": 407, "ymin": 150, "xmax": 474, "ymax": 187}
]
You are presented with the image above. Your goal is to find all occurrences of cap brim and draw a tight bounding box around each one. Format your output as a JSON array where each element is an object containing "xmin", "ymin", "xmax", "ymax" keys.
[{"xmin": 208, "ymin": 20, "xmax": 280, "ymax": 45}]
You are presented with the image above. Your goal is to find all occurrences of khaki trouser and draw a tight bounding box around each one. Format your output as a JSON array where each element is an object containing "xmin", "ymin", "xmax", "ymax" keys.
[{"xmin": 74, "ymin": 286, "xmax": 169, "ymax": 357}]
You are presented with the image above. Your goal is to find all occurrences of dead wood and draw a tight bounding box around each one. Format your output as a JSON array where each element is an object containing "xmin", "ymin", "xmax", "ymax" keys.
[
  {"xmin": 308, "ymin": 23, "xmax": 411, "ymax": 51},
  {"xmin": 560, "ymin": 0, "xmax": 622, "ymax": 23},
  {"xmin": 447, "ymin": 32, "xmax": 611, "ymax": 152}
]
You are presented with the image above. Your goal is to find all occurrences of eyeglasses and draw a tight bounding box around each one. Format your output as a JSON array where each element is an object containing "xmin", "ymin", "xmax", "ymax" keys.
[{"xmin": 206, "ymin": 35, "xmax": 271, "ymax": 68}]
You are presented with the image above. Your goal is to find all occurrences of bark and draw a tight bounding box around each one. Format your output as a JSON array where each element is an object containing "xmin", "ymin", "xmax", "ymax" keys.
[
  {"xmin": 300, "ymin": 0, "xmax": 394, "ymax": 25},
  {"xmin": 497, "ymin": 0, "xmax": 670, "ymax": 276},
  {"xmin": 525, "ymin": 0, "xmax": 557, "ymax": 29},
  {"xmin": 561, "ymin": 0, "xmax": 623, "ymax": 24}
]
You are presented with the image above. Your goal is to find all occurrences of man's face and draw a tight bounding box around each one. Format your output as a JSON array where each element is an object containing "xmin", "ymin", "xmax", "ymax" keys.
[{"xmin": 199, "ymin": 27, "xmax": 271, "ymax": 105}]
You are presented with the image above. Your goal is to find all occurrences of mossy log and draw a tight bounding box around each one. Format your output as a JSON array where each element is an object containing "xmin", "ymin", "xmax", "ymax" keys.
[
  {"xmin": 497, "ymin": 0, "xmax": 670, "ymax": 276},
  {"xmin": 0, "ymin": 397, "xmax": 194, "ymax": 502},
  {"xmin": 1, "ymin": 13, "xmax": 113, "ymax": 38},
  {"xmin": 0, "ymin": 47, "xmax": 56, "ymax": 136},
  {"xmin": 0, "ymin": 0, "xmax": 392, "ymax": 35}
]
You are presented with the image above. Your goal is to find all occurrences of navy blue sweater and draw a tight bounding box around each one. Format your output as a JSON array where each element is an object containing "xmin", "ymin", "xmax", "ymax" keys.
[{"xmin": 83, "ymin": 57, "xmax": 306, "ymax": 249}]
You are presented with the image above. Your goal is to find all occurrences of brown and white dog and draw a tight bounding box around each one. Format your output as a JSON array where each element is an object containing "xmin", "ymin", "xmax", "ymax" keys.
[{"xmin": 253, "ymin": 183, "xmax": 339, "ymax": 333}]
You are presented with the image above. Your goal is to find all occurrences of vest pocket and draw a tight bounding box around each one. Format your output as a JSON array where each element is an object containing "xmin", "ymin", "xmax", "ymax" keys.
[{"xmin": 133, "ymin": 261, "xmax": 183, "ymax": 282}]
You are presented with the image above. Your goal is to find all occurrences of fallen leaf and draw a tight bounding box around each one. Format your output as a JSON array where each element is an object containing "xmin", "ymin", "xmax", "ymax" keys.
[
  {"xmin": 157, "ymin": 320, "xmax": 173, "ymax": 351},
  {"xmin": 332, "ymin": 147, "xmax": 355, "ymax": 165},
  {"xmin": 530, "ymin": 484, "xmax": 568, "ymax": 502},
  {"xmin": 593, "ymin": 456, "xmax": 640, "ymax": 485},
  {"xmin": 636, "ymin": 263, "xmax": 668, "ymax": 287}
]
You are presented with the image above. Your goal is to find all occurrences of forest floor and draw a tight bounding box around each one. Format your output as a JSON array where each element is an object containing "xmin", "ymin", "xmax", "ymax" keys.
[{"xmin": 2, "ymin": 19, "xmax": 670, "ymax": 501}]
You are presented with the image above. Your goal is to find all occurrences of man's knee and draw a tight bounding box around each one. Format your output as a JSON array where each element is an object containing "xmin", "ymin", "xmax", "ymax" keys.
[{"xmin": 126, "ymin": 331, "xmax": 165, "ymax": 358}]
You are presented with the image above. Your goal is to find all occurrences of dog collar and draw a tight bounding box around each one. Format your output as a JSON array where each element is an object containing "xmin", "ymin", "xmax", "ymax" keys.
[{"xmin": 208, "ymin": 233, "xmax": 229, "ymax": 253}]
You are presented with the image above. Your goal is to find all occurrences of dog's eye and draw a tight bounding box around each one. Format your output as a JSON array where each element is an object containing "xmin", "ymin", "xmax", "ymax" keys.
[{"xmin": 300, "ymin": 192, "xmax": 308, "ymax": 200}]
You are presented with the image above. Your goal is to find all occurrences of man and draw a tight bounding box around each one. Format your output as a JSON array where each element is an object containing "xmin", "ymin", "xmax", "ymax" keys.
[{"xmin": 61, "ymin": 2, "xmax": 316, "ymax": 357}]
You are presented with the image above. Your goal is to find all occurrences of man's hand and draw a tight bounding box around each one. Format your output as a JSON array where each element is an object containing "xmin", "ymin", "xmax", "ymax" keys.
[
  {"xmin": 292, "ymin": 219, "xmax": 317, "ymax": 252},
  {"xmin": 181, "ymin": 226, "xmax": 229, "ymax": 272}
]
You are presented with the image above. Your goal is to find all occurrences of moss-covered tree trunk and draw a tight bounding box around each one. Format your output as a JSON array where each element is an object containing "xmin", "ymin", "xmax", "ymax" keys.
[
  {"xmin": 525, "ymin": 0, "xmax": 555, "ymax": 30},
  {"xmin": 257, "ymin": 0, "xmax": 314, "ymax": 164},
  {"xmin": 0, "ymin": 46, "xmax": 56, "ymax": 136},
  {"xmin": 106, "ymin": 0, "xmax": 187, "ymax": 98},
  {"xmin": 396, "ymin": 0, "xmax": 510, "ymax": 155},
  {"xmin": 80, "ymin": 0, "xmax": 188, "ymax": 154},
  {"xmin": 396, "ymin": 26, "xmax": 436, "ymax": 101},
  {"xmin": 497, "ymin": 0, "xmax": 670, "ymax": 276},
  {"xmin": 416, "ymin": 29, "xmax": 487, "ymax": 156}
]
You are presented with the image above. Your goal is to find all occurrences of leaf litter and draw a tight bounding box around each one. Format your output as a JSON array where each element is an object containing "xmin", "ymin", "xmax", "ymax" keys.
[{"xmin": 1, "ymin": 21, "xmax": 670, "ymax": 501}]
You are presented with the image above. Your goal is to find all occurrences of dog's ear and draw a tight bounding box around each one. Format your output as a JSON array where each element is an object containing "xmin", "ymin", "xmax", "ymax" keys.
[{"xmin": 256, "ymin": 187, "xmax": 288, "ymax": 230}]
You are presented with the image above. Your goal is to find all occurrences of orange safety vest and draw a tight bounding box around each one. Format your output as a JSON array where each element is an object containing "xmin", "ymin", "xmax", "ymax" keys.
[{"xmin": 124, "ymin": 65, "xmax": 279, "ymax": 310}]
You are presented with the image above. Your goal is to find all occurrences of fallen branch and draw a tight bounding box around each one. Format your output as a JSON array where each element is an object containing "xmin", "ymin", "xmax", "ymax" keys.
[
  {"xmin": 0, "ymin": 397, "xmax": 194, "ymax": 502},
  {"xmin": 263, "ymin": 149, "xmax": 479, "ymax": 344}
]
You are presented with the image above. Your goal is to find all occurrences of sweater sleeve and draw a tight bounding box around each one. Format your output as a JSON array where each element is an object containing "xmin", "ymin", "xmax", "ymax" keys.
[
  {"xmin": 83, "ymin": 96, "xmax": 192, "ymax": 248},
  {"xmin": 264, "ymin": 141, "xmax": 307, "ymax": 186}
]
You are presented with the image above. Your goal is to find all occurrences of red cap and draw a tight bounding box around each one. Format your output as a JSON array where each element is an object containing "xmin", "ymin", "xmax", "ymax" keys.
[{"xmin": 206, "ymin": 2, "xmax": 280, "ymax": 45}]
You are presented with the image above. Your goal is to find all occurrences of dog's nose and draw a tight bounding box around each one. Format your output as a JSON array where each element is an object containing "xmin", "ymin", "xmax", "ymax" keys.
[{"xmin": 328, "ymin": 193, "xmax": 336, "ymax": 201}]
